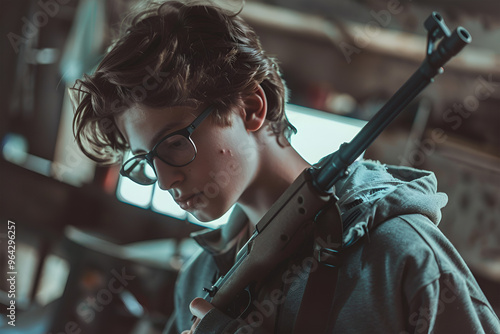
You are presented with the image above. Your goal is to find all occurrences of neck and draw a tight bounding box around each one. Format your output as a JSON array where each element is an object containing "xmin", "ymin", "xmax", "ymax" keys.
[{"xmin": 237, "ymin": 132, "xmax": 310, "ymax": 227}]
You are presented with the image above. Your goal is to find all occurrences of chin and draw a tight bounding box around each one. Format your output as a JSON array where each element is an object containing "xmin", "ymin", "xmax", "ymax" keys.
[
  {"xmin": 188, "ymin": 195, "xmax": 233, "ymax": 222},
  {"xmin": 190, "ymin": 211, "xmax": 213, "ymax": 223},
  {"xmin": 190, "ymin": 209, "xmax": 220, "ymax": 223},
  {"xmin": 189, "ymin": 204, "xmax": 232, "ymax": 224}
]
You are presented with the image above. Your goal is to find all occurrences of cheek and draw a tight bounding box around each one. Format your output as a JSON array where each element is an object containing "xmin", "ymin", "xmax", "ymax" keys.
[
  {"xmin": 190, "ymin": 123, "xmax": 251, "ymax": 209},
  {"xmin": 192, "ymin": 151, "xmax": 245, "ymax": 216},
  {"xmin": 207, "ymin": 152, "xmax": 244, "ymax": 191},
  {"xmin": 196, "ymin": 129, "xmax": 246, "ymax": 183}
]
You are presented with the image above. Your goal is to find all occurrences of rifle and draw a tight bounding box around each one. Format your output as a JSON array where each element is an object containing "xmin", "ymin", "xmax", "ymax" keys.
[{"xmin": 202, "ymin": 11, "xmax": 471, "ymax": 315}]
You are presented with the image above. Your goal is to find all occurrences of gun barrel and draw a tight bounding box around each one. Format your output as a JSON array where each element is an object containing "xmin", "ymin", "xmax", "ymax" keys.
[
  {"xmin": 429, "ymin": 27, "xmax": 471, "ymax": 68},
  {"xmin": 313, "ymin": 20, "xmax": 471, "ymax": 194}
]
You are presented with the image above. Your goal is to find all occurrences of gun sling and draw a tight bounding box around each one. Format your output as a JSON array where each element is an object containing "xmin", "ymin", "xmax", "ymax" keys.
[{"xmin": 292, "ymin": 197, "xmax": 343, "ymax": 333}]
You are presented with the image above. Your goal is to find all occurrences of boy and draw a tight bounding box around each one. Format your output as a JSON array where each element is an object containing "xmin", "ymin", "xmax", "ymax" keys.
[{"xmin": 72, "ymin": 1, "xmax": 499, "ymax": 333}]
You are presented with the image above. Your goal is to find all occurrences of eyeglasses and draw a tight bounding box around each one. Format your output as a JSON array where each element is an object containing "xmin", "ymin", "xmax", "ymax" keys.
[{"xmin": 120, "ymin": 106, "xmax": 215, "ymax": 185}]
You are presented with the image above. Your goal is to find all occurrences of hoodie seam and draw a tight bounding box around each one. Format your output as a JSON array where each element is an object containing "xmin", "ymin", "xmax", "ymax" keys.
[
  {"xmin": 398, "ymin": 215, "xmax": 444, "ymax": 271},
  {"xmin": 400, "ymin": 215, "xmax": 500, "ymax": 319},
  {"xmin": 397, "ymin": 214, "xmax": 449, "ymax": 304},
  {"xmin": 405, "ymin": 270, "xmax": 461, "ymax": 308}
]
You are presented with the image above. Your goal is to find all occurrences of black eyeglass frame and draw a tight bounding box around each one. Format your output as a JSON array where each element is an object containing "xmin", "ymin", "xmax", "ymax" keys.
[{"xmin": 119, "ymin": 106, "xmax": 215, "ymax": 184}]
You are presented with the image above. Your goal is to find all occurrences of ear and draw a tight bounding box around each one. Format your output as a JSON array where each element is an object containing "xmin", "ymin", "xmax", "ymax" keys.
[{"xmin": 241, "ymin": 84, "xmax": 267, "ymax": 132}]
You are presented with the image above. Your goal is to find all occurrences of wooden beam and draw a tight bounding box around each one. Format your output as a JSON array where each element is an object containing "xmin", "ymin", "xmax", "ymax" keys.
[{"xmin": 241, "ymin": 2, "xmax": 500, "ymax": 76}]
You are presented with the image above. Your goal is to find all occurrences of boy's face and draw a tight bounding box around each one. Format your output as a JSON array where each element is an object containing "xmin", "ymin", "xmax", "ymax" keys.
[{"xmin": 115, "ymin": 104, "xmax": 259, "ymax": 222}]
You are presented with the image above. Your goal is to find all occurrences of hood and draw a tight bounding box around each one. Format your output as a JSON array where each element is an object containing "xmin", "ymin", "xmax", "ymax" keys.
[{"xmin": 334, "ymin": 160, "xmax": 448, "ymax": 247}]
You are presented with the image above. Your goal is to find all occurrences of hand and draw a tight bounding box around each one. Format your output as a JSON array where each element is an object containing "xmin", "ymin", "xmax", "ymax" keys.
[{"xmin": 181, "ymin": 298, "xmax": 215, "ymax": 334}]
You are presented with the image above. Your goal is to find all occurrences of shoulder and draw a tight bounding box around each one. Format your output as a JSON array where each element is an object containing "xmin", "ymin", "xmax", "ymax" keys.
[
  {"xmin": 370, "ymin": 214, "xmax": 441, "ymax": 254},
  {"xmin": 357, "ymin": 214, "xmax": 478, "ymax": 301},
  {"xmin": 340, "ymin": 214, "xmax": 443, "ymax": 285},
  {"xmin": 367, "ymin": 214, "xmax": 457, "ymax": 275},
  {"xmin": 341, "ymin": 215, "xmax": 443, "ymax": 288},
  {"xmin": 336, "ymin": 215, "xmax": 500, "ymax": 332},
  {"xmin": 371, "ymin": 214, "xmax": 467, "ymax": 274}
]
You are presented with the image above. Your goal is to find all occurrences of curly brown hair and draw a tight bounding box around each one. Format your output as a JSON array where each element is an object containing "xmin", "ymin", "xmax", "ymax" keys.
[{"xmin": 71, "ymin": 0, "xmax": 295, "ymax": 164}]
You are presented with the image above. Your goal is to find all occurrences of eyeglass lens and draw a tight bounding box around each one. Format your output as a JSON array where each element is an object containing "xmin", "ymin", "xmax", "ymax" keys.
[
  {"xmin": 156, "ymin": 134, "xmax": 195, "ymax": 166},
  {"xmin": 123, "ymin": 135, "xmax": 196, "ymax": 184},
  {"xmin": 123, "ymin": 157, "xmax": 156, "ymax": 185}
]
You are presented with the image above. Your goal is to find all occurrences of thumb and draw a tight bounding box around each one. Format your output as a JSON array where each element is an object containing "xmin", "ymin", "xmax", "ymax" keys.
[{"xmin": 189, "ymin": 298, "xmax": 215, "ymax": 319}]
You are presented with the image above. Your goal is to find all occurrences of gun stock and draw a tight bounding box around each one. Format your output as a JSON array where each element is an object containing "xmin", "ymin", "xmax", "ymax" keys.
[{"xmin": 206, "ymin": 169, "xmax": 333, "ymax": 309}]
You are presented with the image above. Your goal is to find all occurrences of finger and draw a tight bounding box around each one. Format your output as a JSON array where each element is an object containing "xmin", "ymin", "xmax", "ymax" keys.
[
  {"xmin": 189, "ymin": 297, "xmax": 214, "ymax": 320},
  {"xmin": 191, "ymin": 317, "xmax": 201, "ymax": 331},
  {"xmin": 180, "ymin": 317, "xmax": 200, "ymax": 334}
]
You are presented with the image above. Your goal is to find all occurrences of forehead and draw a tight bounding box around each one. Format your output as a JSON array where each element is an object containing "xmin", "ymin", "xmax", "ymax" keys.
[{"xmin": 115, "ymin": 104, "xmax": 198, "ymax": 153}]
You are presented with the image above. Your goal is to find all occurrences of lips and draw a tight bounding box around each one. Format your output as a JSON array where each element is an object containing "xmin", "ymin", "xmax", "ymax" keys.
[{"xmin": 175, "ymin": 193, "xmax": 202, "ymax": 210}]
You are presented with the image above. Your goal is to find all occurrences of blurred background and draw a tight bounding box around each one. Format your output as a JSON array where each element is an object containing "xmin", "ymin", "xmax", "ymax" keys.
[{"xmin": 1, "ymin": 0, "xmax": 499, "ymax": 333}]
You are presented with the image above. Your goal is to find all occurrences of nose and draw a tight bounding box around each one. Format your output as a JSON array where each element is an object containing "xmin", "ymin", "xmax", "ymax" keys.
[{"xmin": 153, "ymin": 158, "xmax": 184, "ymax": 190}]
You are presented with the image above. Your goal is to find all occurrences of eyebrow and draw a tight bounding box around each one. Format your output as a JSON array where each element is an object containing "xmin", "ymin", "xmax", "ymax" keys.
[
  {"xmin": 128, "ymin": 106, "xmax": 201, "ymax": 155},
  {"xmin": 149, "ymin": 121, "xmax": 184, "ymax": 146},
  {"xmin": 129, "ymin": 120, "xmax": 185, "ymax": 155}
]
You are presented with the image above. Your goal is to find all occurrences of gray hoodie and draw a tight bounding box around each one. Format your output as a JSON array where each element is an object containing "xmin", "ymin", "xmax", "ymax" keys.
[{"xmin": 164, "ymin": 161, "xmax": 500, "ymax": 334}]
